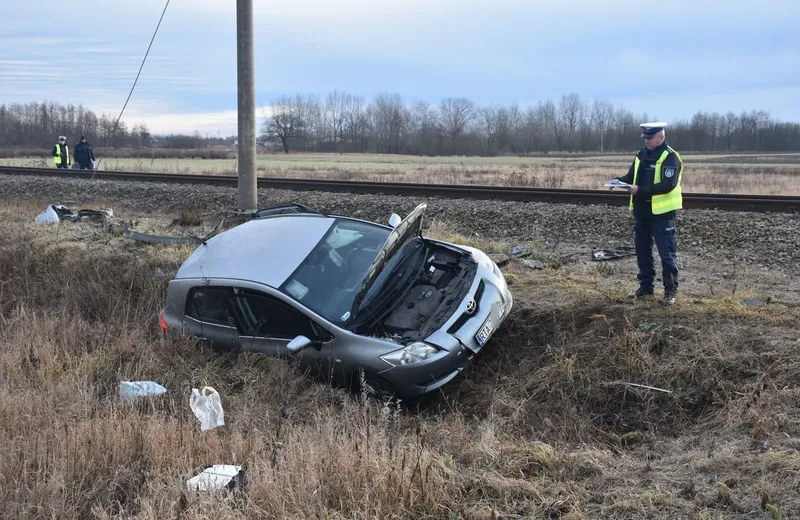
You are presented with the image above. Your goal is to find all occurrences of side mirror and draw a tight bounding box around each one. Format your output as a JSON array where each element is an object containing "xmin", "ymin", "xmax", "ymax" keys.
[
  {"xmin": 388, "ymin": 213, "xmax": 402, "ymax": 228},
  {"xmin": 287, "ymin": 335, "xmax": 313, "ymax": 354}
]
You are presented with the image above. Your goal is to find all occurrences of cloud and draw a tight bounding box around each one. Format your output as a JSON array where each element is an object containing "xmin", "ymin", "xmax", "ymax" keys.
[{"xmin": 0, "ymin": 0, "xmax": 797, "ymax": 134}]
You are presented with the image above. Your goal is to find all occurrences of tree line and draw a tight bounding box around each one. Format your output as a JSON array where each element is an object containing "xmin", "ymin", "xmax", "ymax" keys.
[
  {"xmin": 0, "ymin": 101, "xmax": 230, "ymax": 150},
  {"xmin": 2, "ymin": 96, "xmax": 799, "ymax": 154},
  {"xmin": 263, "ymin": 92, "xmax": 800, "ymax": 154}
]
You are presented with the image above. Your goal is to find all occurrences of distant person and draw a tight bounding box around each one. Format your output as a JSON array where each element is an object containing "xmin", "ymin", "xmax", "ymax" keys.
[
  {"xmin": 612, "ymin": 122, "xmax": 684, "ymax": 305},
  {"xmin": 52, "ymin": 136, "xmax": 71, "ymax": 169},
  {"xmin": 74, "ymin": 136, "xmax": 96, "ymax": 170}
]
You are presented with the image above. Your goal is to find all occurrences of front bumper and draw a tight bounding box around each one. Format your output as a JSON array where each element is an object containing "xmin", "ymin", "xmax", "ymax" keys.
[{"xmin": 376, "ymin": 257, "xmax": 514, "ymax": 399}]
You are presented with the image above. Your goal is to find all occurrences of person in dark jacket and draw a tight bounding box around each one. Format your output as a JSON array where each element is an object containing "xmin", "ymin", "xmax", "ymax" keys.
[
  {"xmin": 52, "ymin": 136, "xmax": 71, "ymax": 169},
  {"xmin": 613, "ymin": 122, "xmax": 684, "ymax": 305},
  {"xmin": 73, "ymin": 136, "xmax": 96, "ymax": 170}
]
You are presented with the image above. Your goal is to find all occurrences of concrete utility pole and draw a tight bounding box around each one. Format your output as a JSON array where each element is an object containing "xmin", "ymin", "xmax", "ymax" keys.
[{"xmin": 236, "ymin": 0, "xmax": 257, "ymax": 212}]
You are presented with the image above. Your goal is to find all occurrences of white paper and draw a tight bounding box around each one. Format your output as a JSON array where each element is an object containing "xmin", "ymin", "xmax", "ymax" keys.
[
  {"xmin": 605, "ymin": 179, "xmax": 633, "ymax": 189},
  {"xmin": 186, "ymin": 465, "xmax": 243, "ymax": 491}
]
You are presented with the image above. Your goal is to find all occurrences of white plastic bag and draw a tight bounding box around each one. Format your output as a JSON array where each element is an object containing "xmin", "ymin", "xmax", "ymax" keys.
[
  {"xmin": 120, "ymin": 380, "xmax": 167, "ymax": 401},
  {"xmin": 190, "ymin": 386, "xmax": 225, "ymax": 431},
  {"xmin": 34, "ymin": 205, "xmax": 61, "ymax": 223}
]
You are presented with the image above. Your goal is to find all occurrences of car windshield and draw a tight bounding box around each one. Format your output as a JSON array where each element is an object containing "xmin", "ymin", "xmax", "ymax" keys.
[{"xmin": 279, "ymin": 218, "xmax": 391, "ymax": 325}]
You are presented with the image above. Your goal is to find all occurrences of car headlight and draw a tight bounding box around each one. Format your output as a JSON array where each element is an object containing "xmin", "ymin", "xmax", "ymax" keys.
[{"xmin": 380, "ymin": 342, "xmax": 440, "ymax": 367}]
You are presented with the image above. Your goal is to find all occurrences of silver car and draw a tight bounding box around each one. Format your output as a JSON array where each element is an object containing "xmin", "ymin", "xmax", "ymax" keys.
[{"xmin": 159, "ymin": 203, "xmax": 513, "ymax": 400}]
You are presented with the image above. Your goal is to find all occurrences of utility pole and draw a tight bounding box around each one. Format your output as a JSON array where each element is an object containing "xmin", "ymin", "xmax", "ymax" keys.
[{"xmin": 236, "ymin": 0, "xmax": 257, "ymax": 212}]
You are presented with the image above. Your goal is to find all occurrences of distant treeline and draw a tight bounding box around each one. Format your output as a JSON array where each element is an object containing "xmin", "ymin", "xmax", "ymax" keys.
[
  {"xmin": 264, "ymin": 92, "xmax": 800, "ymax": 154},
  {"xmin": 0, "ymin": 101, "xmax": 230, "ymax": 150},
  {"xmin": 2, "ymin": 96, "xmax": 799, "ymax": 155}
]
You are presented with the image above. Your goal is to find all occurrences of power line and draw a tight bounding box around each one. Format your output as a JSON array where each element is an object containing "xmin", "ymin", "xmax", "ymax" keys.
[{"xmin": 96, "ymin": 0, "xmax": 171, "ymax": 173}]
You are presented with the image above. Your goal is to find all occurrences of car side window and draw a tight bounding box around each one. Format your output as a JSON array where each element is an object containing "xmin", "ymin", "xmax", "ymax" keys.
[
  {"xmin": 236, "ymin": 289, "xmax": 331, "ymax": 341},
  {"xmin": 185, "ymin": 286, "xmax": 236, "ymax": 326}
]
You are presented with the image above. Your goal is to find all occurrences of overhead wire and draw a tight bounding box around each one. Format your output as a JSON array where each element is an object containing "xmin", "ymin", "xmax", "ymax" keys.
[{"xmin": 94, "ymin": 0, "xmax": 171, "ymax": 174}]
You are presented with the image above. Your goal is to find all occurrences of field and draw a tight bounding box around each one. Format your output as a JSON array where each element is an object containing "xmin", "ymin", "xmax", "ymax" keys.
[
  {"xmin": 3, "ymin": 152, "xmax": 800, "ymax": 196},
  {"xmin": 1, "ymin": 200, "xmax": 799, "ymax": 518}
]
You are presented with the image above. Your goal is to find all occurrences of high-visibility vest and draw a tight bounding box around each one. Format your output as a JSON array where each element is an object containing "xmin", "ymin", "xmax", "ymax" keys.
[
  {"xmin": 630, "ymin": 146, "xmax": 683, "ymax": 214},
  {"xmin": 54, "ymin": 144, "xmax": 70, "ymax": 165}
]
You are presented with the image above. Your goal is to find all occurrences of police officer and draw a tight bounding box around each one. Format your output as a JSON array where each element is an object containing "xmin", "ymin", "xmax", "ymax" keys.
[
  {"xmin": 614, "ymin": 122, "xmax": 684, "ymax": 305},
  {"xmin": 52, "ymin": 136, "xmax": 71, "ymax": 169}
]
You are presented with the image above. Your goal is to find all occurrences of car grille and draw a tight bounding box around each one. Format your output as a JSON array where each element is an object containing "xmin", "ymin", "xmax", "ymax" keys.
[{"xmin": 447, "ymin": 280, "xmax": 485, "ymax": 334}]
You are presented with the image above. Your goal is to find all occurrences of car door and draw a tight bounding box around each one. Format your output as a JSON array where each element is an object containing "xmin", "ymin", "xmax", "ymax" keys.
[
  {"xmin": 183, "ymin": 286, "xmax": 241, "ymax": 350},
  {"xmin": 234, "ymin": 288, "xmax": 336, "ymax": 377}
]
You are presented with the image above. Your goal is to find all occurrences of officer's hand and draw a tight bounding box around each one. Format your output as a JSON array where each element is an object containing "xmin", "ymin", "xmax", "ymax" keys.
[{"xmin": 627, "ymin": 185, "xmax": 639, "ymax": 195}]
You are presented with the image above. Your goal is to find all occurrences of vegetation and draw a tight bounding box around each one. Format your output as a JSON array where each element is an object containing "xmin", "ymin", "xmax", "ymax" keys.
[
  {"xmin": 2, "ymin": 95, "xmax": 799, "ymax": 155},
  {"xmin": 1, "ymin": 204, "xmax": 798, "ymax": 518},
  {"xmin": 4, "ymin": 152, "xmax": 800, "ymax": 195}
]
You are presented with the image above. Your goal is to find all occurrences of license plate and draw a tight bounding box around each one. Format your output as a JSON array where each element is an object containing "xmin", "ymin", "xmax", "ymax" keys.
[{"xmin": 476, "ymin": 317, "xmax": 494, "ymax": 346}]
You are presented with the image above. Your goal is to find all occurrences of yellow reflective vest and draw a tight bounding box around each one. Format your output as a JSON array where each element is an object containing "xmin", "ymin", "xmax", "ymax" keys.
[
  {"xmin": 630, "ymin": 146, "xmax": 683, "ymax": 215},
  {"xmin": 54, "ymin": 143, "xmax": 71, "ymax": 166}
]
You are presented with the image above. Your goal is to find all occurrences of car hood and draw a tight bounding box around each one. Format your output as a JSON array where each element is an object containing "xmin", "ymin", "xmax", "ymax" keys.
[{"xmin": 350, "ymin": 203, "xmax": 427, "ymax": 317}]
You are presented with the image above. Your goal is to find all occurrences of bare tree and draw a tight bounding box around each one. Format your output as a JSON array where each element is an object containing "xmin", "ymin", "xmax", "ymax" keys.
[
  {"xmin": 591, "ymin": 99, "xmax": 614, "ymax": 153},
  {"xmin": 439, "ymin": 97, "xmax": 475, "ymax": 152},
  {"xmin": 370, "ymin": 92, "xmax": 407, "ymax": 154},
  {"xmin": 263, "ymin": 95, "xmax": 308, "ymax": 154}
]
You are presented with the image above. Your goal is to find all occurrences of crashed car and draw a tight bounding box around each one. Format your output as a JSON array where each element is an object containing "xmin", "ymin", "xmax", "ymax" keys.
[{"xmin": 159, "ymin": 203, "xmax": 513, "ymax": 400}]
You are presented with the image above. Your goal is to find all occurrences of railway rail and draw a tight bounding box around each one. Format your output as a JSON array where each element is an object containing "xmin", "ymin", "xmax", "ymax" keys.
[{"xmin": 1, "ymin": 165, "xmax": 798, "ymax": 213}]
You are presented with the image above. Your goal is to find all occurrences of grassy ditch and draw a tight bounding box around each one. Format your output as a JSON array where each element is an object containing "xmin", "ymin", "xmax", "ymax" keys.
[{"xmin": 0, "ymin": 205, "xmax": 798, "ymax": 518}]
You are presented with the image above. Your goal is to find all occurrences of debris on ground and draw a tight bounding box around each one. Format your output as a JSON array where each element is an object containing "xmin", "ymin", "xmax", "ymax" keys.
[
  {"xmin": 592, "ymin": 245, "xmax": 636, "ymax": 261},
  {"xmin": 190, "ymin": 386, "xmax": 225, "ymax": 431},
  {"xmin": 119, "ymin": 381, "xmax": 168, "ymax": 401},
  {"xmin": 34, "ymin": 202, "xmax": 224, "ymax": 246},
  {"xmin": 35, "ymin": 203, "xmax": 113, "ymax": 224},
  {"xmin": 509, "ymin": 245, "xmax": 523, "ymax": 256},
  {"xmin": 522, "ymin": 259, "xmax": 545, "ymax": 270},
  {"xmin": 741, "ymin": 297, "xmax": 771, "ymax": 307},
  {"xmin": 186, "ymin": 465, "xmax": 246, "ymax": 492},
  {"xmin": 121, "ymin": 219, "xmax": 224, "ymax": 245}
]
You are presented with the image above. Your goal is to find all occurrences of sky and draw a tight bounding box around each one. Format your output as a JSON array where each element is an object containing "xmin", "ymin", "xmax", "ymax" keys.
[{"xmin": 1, "ymin": 0, "xmax": 798, "ymax": 136}]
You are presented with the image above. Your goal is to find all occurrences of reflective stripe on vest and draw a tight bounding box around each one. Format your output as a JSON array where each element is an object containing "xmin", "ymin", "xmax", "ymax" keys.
[
  {"xmin": 630, "ymin": 147, "xmax": 683, "ymax": 214},
  {"xmin": 54, "ymin": 144, "xmax": 70, "ymax": 165}
]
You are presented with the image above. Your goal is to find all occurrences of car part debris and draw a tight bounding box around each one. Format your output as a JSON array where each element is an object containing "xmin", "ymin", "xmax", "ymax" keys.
[
  {"xmin": 741, "ymin": 297, "xmax": 770, "ymax": 307},
  {"xmin": 186, "ymin": 465, "xmax": 246, "ymax": 492},
  {"xmin": 190, "ymin": 386, "xmax": 225, "ymax": 431},
  {"xmin": 119, "ymin": 381, "xmax": 167, "ymax": 401},
  {"xmin": 121, "ymin": 219, "xmax": 224, "ymax": 245},
  {"xmin": 592, "ymin": 245, "xmax": 636, "ymax": 261},
  {"xmin": 35, "ymin": 204, "xmax": 113, "ymax": 224},
  {"xmin": 522, "ymin": 259, "xmax": 545, "ymax": 269}
]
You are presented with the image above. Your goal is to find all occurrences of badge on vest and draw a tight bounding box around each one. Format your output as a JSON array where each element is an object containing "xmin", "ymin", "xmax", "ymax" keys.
[{"xmin": 664, "ymin": 168, "xmax": 675, "ymax": 178}]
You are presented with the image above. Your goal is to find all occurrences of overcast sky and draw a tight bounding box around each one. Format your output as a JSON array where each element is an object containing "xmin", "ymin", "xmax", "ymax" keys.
[{"xmin": 1, "ymin": 0, "xmax": 798, "ymax": 135}]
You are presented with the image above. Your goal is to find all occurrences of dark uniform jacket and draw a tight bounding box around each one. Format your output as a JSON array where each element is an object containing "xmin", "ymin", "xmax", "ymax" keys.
[
  {"xmin": 617, "ymin": 141, "xmax": 681, "ymax": 219},
  {"xmin": 74, "ymin": 142, "xmax": 95, "ymax": 165}
]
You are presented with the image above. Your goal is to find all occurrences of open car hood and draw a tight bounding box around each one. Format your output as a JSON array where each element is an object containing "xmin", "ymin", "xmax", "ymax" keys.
[{"xmin": 350, "ymin": 203, "xmax": 427, "ymax": 318}]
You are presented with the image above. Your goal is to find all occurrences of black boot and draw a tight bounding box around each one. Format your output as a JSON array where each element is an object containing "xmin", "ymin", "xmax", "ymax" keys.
[{"xmin": 627, "ymin": 287, "xmax": 654, "ymax": 300}]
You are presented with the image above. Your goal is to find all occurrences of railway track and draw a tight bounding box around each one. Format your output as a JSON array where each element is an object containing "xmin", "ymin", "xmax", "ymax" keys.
[{"xmin": 1, "ymin": 165, "xmax": 798, "ymax": 213}]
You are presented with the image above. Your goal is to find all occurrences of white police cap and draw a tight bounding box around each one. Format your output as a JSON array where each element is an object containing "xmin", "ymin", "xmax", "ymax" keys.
[{"xmin": 640, "ymin": 122, "xmax": 667, "ymax": 138}]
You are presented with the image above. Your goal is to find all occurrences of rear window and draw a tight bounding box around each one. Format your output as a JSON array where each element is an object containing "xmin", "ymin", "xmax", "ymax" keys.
[{"xmin": 185, "ymin": 286, "xmax": 236, "ymax": 326}]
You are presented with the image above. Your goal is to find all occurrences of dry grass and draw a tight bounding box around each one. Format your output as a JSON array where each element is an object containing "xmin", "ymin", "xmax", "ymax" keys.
[
  {"xmin": 3, "ymin": 152, "xmax": 800, "ymax": 195},
  {"xmin": 1, "ymin": 205, "xmax": 800, "ymax": 518}
]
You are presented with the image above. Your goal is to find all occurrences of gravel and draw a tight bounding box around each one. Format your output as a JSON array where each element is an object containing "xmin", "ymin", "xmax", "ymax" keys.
[{"xmin": 3, "ymin": 174, "xmax": 799, "ymax": 268}]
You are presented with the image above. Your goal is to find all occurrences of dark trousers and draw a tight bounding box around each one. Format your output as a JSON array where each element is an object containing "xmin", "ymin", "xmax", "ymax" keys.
[
  {"xmin": 635, "ymin": 217, "xmax": 678, "ymax": 293},
  {"xmin": 56, "ymin": 163, "xmax": 69, "ymax": 169},
  {"xmin": 79, "ymin": 162, "xmax": 94, "ymax": 170}
]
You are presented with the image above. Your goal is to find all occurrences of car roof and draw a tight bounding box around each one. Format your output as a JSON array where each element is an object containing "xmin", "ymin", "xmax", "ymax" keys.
[{"xmin": 175, "ymin": 215, "xmax": 336, "ymax": 288}]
